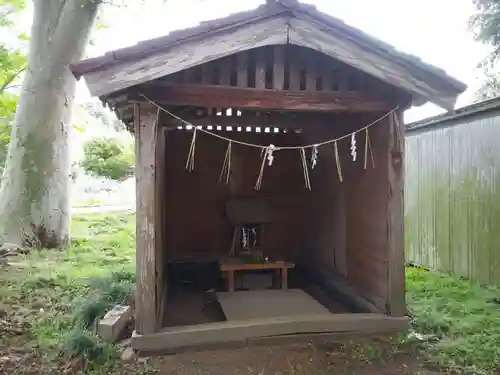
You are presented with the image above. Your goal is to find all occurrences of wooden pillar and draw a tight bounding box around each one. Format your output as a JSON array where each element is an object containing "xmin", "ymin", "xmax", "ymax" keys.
[
  {"xmin": 387, "ymin": 110, "xmax": 406, "ymax": 316},
  {"xmin": 155, "ymin": 122, "xmax": 167, "ymax": 330},
  {"xmin": 134, "ymin": 102, "xmax": 159, "ymax": 335}
]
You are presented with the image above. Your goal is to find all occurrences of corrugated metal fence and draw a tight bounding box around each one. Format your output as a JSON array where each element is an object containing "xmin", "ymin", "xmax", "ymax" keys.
[{"xmin": 405, "ymin": 109, "xmax": 500, "ymax": 284}]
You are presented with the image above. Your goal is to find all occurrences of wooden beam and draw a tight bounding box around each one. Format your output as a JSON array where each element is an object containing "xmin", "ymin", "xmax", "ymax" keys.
[
  {"xmin": 273, "ymin": 45, "xmax": 285, "ymax": 90},
  {"xmin": 135, "ymin": 102, "xmax": 159, "ymax": 335},
  {"xmin": 255, "ymin": 48, "xmax": 266, "ymax": 89},
  {"xmin": 387, "ymin": 110, "xmax": 406, "ymax": 316},
  {"xmin": 201, "ymin": 63, "xmax": 213, "ymax": 84},
  {"xmin": 305, "ymin": 55, "xmax": 317, "ymax": 91},
  {"xmin": 322, "ymin": 67, "xmax": 332, "ymax": 91},
  {"xmin": 237, "ymin": 51, "xmax": 248, "ymax": 87},
  {"xmin": 155, "ymin": 125, "xmax": 167, "ymax": 330},
  {"xmin": 160, "ymin": 111, "xmax": 364, "ymax": 131},
  {"xmin": 289, "ymin": 59, "xmax": 301, "ymax": 91},
  {"xmin": 307, "ymin": 267, "xmax": 382, "ymax": 314},
  {"xmin": 220, "ymin": 57, "xmax": 231, "ymax": 86},
  {"xmin": 138, "ymin": 83, "xmax": 393, "ymax": 112},
  {"xmin": 132, "ymin": 313, "xmax": 408, "ymax": 353},
  {"xmin": 163, "ymin": 113, "xmax": 304, "ymax": 129}
]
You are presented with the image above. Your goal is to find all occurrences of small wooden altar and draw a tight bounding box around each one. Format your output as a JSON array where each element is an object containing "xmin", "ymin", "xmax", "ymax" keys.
[{"xmin": 220, "ymin": 260, "xmax": 295, "ymax": 292}]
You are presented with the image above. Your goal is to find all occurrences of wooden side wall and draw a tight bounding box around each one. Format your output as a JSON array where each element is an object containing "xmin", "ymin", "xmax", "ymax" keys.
[
  {"xmin": 344, "ymin": 116, "xmax": 390, "ymax": 311},
  {"xmin": 298, "ymin": 114, "xmax": 404, "ymax": 314},
  {"xmin": 299, "ymin": 123, "xmax": 348, "ymax": 277}
]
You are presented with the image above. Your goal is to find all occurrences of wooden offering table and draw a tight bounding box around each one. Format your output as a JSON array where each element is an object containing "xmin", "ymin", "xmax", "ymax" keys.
[{"xmin": 219, "ymin": 260, "xmax": 295, "ymax": 292}]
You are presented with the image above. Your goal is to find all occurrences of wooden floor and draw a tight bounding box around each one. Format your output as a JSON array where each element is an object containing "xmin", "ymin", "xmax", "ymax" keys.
[{"xmin": 217, "ymin": 289, "xmax": 331, "ymax": 320}]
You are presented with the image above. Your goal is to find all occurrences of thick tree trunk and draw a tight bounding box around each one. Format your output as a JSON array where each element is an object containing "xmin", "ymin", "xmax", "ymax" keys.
[{"xmin": 0, "ymin": 0, "xmax": 99, "ymax": 248}]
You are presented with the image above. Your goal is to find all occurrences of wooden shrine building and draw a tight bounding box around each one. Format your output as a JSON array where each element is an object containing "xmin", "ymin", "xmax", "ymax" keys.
[{"xmin": 71, "ymin": 0, "xmax": 466, "ymax": 352}]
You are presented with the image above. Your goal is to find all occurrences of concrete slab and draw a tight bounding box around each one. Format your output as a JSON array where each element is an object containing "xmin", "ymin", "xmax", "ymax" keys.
[{"xmin": 98, "ymin": 305, "xmax": 132, "ymax": 342}]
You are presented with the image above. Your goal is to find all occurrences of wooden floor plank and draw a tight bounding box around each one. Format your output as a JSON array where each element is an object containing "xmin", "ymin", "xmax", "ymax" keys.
[{"xmin": 217, "ymin": 289, "xmax": 331, "ymax": 321}]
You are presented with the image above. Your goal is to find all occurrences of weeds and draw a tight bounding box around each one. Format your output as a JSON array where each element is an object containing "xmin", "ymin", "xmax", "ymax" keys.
[
  {"xmin": 407, "ymin": 266, "xmax": 500, "ymax": 374},
  {"xmin": 0, "ymin": 212, "xmax": 139, "ymax": 374}
]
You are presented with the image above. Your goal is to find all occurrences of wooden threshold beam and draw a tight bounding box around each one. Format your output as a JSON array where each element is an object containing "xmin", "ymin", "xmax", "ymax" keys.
[
  {"xmin": 137, "ymin": 83, "xmax": 393, "ymax": 112},
  {"xmin": 132, "ymin": 313, "xmax": 409, "ymax": 354}
]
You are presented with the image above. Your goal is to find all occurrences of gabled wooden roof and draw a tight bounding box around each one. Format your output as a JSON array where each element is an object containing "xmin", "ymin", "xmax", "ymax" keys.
[{"xmin": 71, "ymin": 0, "xmax": 467, "ymax": 110}]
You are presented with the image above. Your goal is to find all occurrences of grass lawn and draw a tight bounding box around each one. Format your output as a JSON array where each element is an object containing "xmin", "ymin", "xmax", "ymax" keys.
[
  {"xmin": 0, "ymin": 212, "xmax": 499, "ymax": 374},
  {"xmin": 407, "ymin": 266, "xmax": 500, "ymax": 374},
  {"xmin": 0, "ymin": 212, "xmax": 144, "ymax": 375}
]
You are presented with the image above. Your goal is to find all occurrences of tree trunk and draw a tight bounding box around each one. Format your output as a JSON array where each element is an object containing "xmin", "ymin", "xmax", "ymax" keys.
[{"xmin": 0, "ymin": 0, "xmax": 99, "ymax": 248}]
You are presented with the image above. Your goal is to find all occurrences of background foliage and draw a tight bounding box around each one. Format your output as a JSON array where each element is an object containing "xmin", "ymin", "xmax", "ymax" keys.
[
  {"xmin": 471, "ymin": 0, "xmax": 500, "ymax": 100},
  {"xmin": 0, "ymin": 0, "xmax": 27, "ymax": 168},
  {"xmin": 80, "ymin": 137, "xmax": 134, "ymax": 181}
]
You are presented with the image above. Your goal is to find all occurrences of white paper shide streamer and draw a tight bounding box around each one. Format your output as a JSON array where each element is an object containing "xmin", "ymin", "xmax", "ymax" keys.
[
  {"xmin": 255, "ymin": 144, "xmax": 277, "ymax": 190},
  {"xmin": 350, "ymin": 132, "xmax": 357, "ymax": 162},
  {"xmin": 311, "ymin": 145, "xmax": 319, "ymax": 169}
]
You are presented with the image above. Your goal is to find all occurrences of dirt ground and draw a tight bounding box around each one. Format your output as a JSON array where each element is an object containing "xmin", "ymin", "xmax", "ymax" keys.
[{"xmin": 151, "ymin": 336, "xmax": 438, "ymax": 375}]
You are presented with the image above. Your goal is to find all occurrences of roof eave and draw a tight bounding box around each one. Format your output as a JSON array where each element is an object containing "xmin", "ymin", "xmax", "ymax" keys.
[{"xmin": 71, "ymin": 2, "xmax": 291, "ymax": 77}]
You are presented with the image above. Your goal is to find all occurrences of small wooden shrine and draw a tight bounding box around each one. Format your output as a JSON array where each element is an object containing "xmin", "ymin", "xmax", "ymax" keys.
[{"xmin": 71, "ymin": 0, "xmax": 466, "ymax": 353}]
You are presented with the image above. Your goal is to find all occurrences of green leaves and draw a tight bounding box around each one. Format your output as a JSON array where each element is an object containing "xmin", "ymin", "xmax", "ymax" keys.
[
  {"xmin": 471, "ymin": 0, "xmax": 500, "ymax": 65},
  {"xmin": 0, "ymin": 0, "xmax": 27, "ymax": 170},
  {"xmin": 469, "ymin": 1, "xmax": 500, "ymax": 100},
  {"xmin": 0, "ymin": 0, "xmax": 25, "ymax": 27},
  {"xmin": 80, "ymin": 137, "xmax": 135, "ymax": 181}
]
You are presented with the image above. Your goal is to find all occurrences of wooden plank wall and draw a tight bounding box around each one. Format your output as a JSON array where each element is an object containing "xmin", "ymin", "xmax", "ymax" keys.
[
  {"xmin": 299, "ymin": 122, "xmax": 349, "ymax": 277},
  {"xmin": 344, "ymin": 115, "xmax": 392, "ymax": 312},
  {"xmin": 297, "ymin": 114, "xmax": 395, "ymax": 313},
  {"xmin": 405, "ymin": 108, "xmax": 500, "ymax": 286},
  {"xmin": 162, "ymin": 128, "xmax": 308, "ymax": 262}
]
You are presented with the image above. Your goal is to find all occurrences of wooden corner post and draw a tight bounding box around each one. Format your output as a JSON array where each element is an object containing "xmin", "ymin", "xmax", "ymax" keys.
[
  {"xmin": 387, "ymin": 110, "xmax": 406, "ymax": 316},
  {"xmin": 134, "ymin": 102, "xmax": 159, "ymax": 335}
]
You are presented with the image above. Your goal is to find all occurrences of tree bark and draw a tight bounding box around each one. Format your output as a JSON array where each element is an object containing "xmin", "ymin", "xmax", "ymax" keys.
[{"xmin": 0, "ymin": 0, "xmax": 99, "ymax": 248}]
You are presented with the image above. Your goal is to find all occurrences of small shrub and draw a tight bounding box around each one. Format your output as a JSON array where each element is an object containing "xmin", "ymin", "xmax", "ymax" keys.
[
  {"xmin": 80, "ymin": 136, "xmax": 134, "ymax": 180},
  {"xmin": 63, "ymin": 329, "xmax": 105, "ymax": 360},
  {"xmin": 73, "ymin": 296, "xmax": 112, "ymax": 330}
]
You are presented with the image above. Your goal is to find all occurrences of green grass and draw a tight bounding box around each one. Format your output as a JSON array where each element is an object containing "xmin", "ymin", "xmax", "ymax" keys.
[
  {"xmin": 0, "ymin": 212, "xmax": 141, "ymax": 375},
  {"xmin": 2, "ymin": 212, "xmax": 500, "ymax": 374},
  {"xmin": 407, "ymin": 266, "xmax": 500, "ymax": 374}
]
